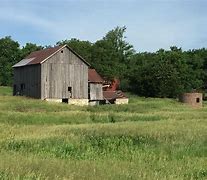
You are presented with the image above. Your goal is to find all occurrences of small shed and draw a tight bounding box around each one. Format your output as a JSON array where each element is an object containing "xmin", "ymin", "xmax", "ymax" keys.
[
  {"xmin": 88, "ymin": 69, "xmax": 104, "ymax": 105},
  {"xmin": 179, "ymin": 92, "xmax": 203, "ymax": 108}
]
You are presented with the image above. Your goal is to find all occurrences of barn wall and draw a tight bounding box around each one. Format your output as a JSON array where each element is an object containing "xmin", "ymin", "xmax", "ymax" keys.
[
  {"xmin": 41, "ymin": 47, "xmax": 88, "ymax": 100},
  {"xmin": 89, "ymin": 83, "xmax": 103, "ymax": 100},
  {"xmin": 13, "ymin": 65, "xmax": 41, "ymax": 98}
]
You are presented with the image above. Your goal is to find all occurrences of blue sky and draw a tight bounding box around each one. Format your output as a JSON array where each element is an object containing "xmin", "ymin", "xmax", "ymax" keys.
[{"xmin": 0, "ymin": 0, "xmax": 206, "ymax": 52}]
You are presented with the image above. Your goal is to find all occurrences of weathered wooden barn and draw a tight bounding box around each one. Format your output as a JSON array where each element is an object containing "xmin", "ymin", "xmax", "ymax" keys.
[
  {"xmin": 88, "ymin": 69, "xmax": 104, "ymax": 105},
  {"xmin": 13, "ymin": 45, "xmax": 90, "ymax": 105}
]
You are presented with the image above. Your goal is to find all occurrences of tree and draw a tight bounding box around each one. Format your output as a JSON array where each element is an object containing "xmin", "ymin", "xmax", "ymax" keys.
[
  {"xmin": 130, "ymin": 47, "xmax": 205, "ymax": 98},
  {"xmin": 0, "ymin": 36, "xmax": 21, "ymax": 86},
  {"xmin": 20, "ymin": 43, "xmax": 43, "ymax": 59},
  {"xmin": 91, "ymin": 26, "xmax": 135, "ymax": 80}
]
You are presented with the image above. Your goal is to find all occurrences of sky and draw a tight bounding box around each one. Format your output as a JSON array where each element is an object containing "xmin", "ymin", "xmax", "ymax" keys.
[{"xmin": 0, "ymin": 0, "xmax": 206, "ymax": 52}]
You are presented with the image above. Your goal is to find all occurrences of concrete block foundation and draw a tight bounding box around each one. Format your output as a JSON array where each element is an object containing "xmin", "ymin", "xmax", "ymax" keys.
[
  {"xmin": 69, "ymin": 99, "xmax": 89, "ymax": 106},
  {"xmin": 45, "ymin": 98, "xmax": 89, "ymax": 106},
  {"xmin": 115, "ymin": 98, "xmax": 129, "ymax": 105},
  {"xmin": 45, "ymin": 99, "xmax": 62, "ymax": 103}
]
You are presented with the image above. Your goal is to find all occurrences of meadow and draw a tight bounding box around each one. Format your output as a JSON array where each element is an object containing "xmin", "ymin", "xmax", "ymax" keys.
[{"xmin": 0, "ymin": 86, "xmax": 206, "ymax": 179}]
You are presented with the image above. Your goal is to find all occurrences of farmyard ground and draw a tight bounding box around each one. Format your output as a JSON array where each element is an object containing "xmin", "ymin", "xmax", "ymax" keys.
[{"xmin": 0, "ymin": 86, "xmax": 206, "ymax": 179}]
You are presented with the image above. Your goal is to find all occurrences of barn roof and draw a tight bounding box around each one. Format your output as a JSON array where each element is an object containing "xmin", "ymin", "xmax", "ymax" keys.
[
  {"xmin": 103, "ymin": 90, "xmax": 128, "ymax": 100},
  {"xmin": 13, "ymin": 44, "xmax": 90, "ymax": 68},
  {"xmin": 88, "ymin": 69, "xmax": 104, "ymax": 83}
]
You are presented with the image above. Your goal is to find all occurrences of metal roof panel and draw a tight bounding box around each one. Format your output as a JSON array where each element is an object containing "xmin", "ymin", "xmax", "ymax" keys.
[
  {"xmin": 12, "ymin": 58, "xmax": 35, "ymax": 67},
  {"xmin": 88, "ymin": 69, "xmax": 104, "ymax": 83}
]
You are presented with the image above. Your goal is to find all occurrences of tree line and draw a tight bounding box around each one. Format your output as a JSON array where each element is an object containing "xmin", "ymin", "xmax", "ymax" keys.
[{"xmin": 0, "ymin": 26, "xmax": 207, "ymax": 98}]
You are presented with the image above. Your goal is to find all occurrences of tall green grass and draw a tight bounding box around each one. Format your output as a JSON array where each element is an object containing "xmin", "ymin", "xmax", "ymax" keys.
[
  {"xmin": 0, "ymin": 86, "xmax": 206, "ymax": 179},
  {"xmin": 0, "ymin": 86, "xmax": 12, "ymax": 96}
]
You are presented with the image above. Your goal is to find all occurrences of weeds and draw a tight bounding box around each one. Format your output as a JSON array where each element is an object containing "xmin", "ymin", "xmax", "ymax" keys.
[{"xmin": 0, "ymin": 86, "xmax": 206, "ymax": 179}]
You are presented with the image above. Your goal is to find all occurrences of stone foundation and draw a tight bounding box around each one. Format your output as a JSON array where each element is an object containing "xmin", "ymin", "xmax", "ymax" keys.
[
  {"xmin": 115, "ymin": 98, "xmax": 129, "ymax": 105},
  {"xmin": 45, "ymin": 98, "xmax": 129, "ymax": 106},
  {"xmin": 179, "ymin": 93, "xmax": 203, "ymax": 108},
  {"xmin": 69, "ymin": 99, "xmax": 89, "ymax": 106},
  {"xmin": 45, "ymin": 98, "xmax": 88, "ymax": 106},
  {"xmin": 45, "ymin": 98, "xmax": 62, "ymax": 103},
  {"xmin": 89, "ymin": 101, "xmax": 99, "ymax": 106}
]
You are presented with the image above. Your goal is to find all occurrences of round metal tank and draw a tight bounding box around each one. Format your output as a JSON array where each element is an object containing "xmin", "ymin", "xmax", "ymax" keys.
[{"xmin": 179, "ymin": 93, "xmax": 203, "ymax": 108}]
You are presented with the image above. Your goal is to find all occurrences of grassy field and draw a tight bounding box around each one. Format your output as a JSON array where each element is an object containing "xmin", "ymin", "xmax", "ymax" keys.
[{"xmin": 0, "ymin": 87, "xmax": 206, "ymax": 179}]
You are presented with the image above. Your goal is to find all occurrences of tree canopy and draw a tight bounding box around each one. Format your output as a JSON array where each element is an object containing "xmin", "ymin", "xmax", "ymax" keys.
[
  {"xmin": 0, "ymin": 27, "xmax": 207, "ymax": 98},
  {"xmin": 0, "ymin": 36, "xmax": 20, "ymax": 85},
  {"xmin": 20, "ymin": 43, "xmax": 43, "ymax": 59},
  {"xmin": 91, "ymin": 26, "xmax": 135, "ymax": 80}
]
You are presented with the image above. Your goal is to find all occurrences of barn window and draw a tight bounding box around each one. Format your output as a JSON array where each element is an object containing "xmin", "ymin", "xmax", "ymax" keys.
[
  {"xmin": 68, "ymin": 87, "xmax": 72, "ymax": 92},
  {"xmin": 20, "ymin": 83, "xmax": 25, "ymax": 90},
  {"xmin": 196, "ymin": 98, "xmax": 200, "ymax": 103},
  {"xmin": 68, "ymin": 87, "xmax": 72, "ymax": 98},
  {"xmin": 61, "ymin": 50, "xmax": 63, "ymax": 53}
]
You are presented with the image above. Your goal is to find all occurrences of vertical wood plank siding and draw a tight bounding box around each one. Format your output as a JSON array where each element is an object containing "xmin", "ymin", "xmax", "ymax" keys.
[
  {"xmin": 89, "ymin": 83, "xmax": 103, "ymax": 100},
  {"xmin": 13, "ymin": 65, "xmax": 41, "ymax": 98},
  {"xmin": 41, "ymin": 47, "xmax": 88, "ymax": 100}
]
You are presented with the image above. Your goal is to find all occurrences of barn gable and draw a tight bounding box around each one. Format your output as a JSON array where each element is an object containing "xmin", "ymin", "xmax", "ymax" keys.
[
  {"xmin": 41, "ymin": 46, "xmax": 89, "ymax": 100},
  {"xmin": 43, "ymin": 46, "xmax": 88, "ymax": 66}
]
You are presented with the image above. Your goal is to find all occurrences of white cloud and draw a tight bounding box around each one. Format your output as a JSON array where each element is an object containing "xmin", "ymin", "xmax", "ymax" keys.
[{"xmin": 0, "ymin": 7, "xmax": 64, "ymax": 39}]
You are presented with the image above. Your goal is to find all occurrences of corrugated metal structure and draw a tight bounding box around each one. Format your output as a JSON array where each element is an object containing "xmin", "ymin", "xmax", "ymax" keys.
[
  {"xmin": 103, "ymin": 90, "xmax": 128, "ymax": 104},
  {"xmin": 13, "ymin": 45, "xmax": 90, "ymax": 105},
  {"xmin": 103, "ymin": 79, "xmax": 120, "ymax": 91}
]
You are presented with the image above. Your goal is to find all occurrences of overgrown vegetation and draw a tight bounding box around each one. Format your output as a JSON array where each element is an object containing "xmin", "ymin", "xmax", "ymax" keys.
[
  {"xmin": 1, "ymin": 26, "xmax": 207, "ymax": 98},
  {"xmin": 0, "ymin": 87, "xmax": 206, "ymax": 179}
]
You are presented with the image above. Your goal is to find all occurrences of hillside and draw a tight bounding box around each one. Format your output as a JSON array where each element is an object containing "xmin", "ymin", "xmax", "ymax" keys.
[{"xmin": 0, "ymin": 87, "xmax": 206, "ymax": 179}]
